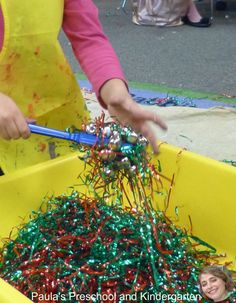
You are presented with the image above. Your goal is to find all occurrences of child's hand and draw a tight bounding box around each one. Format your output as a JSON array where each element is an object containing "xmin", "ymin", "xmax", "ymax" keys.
[
  {"xmin": 0, "ymin": 93, "xmax": 31, "ymax": 140},
  {"xmin": 100, "ymin": 79, "xmax": 167, "ymax": 153}
]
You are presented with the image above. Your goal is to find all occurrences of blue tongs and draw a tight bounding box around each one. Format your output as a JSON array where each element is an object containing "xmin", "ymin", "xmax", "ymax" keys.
[{"xmin": 28, "ymin": 123, "xmax": 110, "ymax": 146}]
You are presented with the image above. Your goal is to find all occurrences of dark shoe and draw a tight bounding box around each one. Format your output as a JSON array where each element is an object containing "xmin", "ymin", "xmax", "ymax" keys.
[
  {"xmin": 215, "ymin": 1, "xmax": 227, "ymax": 11},
  {"xmin": 182, "ymin": 16, "xmax": 211, "ymax": 28}
]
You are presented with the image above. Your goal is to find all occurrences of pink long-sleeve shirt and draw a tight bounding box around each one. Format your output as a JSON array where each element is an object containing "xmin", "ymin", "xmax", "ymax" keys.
[{"xmin": 0, "ymin": 0, "xmax": 126, "ymax": 107}]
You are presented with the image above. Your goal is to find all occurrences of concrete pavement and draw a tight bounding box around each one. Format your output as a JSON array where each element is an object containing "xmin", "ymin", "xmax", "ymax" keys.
[{"xmin": 60, "ymin": 0, "xmax": 236, "ymax": 97}]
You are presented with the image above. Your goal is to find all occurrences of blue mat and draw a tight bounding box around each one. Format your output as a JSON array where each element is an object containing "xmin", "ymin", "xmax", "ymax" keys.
[{"xmin": 78, "ymin": 79, "xmax": 236, "ymax": 109}]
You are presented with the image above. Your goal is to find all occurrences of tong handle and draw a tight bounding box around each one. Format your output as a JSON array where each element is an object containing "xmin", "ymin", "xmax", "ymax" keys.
[
  {"xmin": 29, "ymin": 123, "xmax": 110, "ymax": 146},
  {"xmin": 28, "ymin": 123, "xmax": 72, "ymax": 141}
]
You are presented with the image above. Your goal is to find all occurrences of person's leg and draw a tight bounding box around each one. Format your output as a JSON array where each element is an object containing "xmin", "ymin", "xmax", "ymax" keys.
[
  {"xmin": 186, "ymin": 0, "xmax": 202, "ymax": 22},
  {"xmin": 182, "ymin": 0, "xmax": 211, "ymax": 27}
]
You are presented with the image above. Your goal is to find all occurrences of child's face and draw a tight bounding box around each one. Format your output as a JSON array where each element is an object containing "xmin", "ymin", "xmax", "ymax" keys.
[{"xmin": 200, "ymin": 273, "xmax": 227, "ymax": 302}]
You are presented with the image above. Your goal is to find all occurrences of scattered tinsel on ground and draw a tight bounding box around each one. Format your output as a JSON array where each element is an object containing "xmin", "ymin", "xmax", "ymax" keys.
[
  {"xmin": 0, "ymin": 114, "xmax": 231, "ymax": 303},
  {"xmin": 81, "ymin": 88, "xmax": 196, "ymax": 107},
  {"xmin": 130, "ymin": 93, "xmax": 196, "ymax": 107}
]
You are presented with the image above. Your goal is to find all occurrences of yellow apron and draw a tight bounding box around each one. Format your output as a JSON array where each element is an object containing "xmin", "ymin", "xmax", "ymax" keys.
[{"xmin": 0, "ymin": 0, "xmax": 89, "ymax": 173}]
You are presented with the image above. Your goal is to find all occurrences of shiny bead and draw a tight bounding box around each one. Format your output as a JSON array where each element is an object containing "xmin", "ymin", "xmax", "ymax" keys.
[
  {"xmin": 112, "ymin": 131, "xmax": 120, "ymax": 139},
  {"xmin": 138, "ymin": 136, "xmax": 148, "ymax": 146},
  {"xmin": 103, "ymin": 167, "xmax": 115, "ymax": 178},
  {"xmin": 98, "ymin": 149, "xmax": 116, "ymax": 161},
  {"xmin": 129, "ymin": 165, "xmax": 137, "ymax": 175},
  {"xmin": 108, "ymin": 137, "xmax": 121, "ymax": 151},
  {"xmin": 121, "ymin": 126, "xmax": 130, "ymax": 137},
  {"xmin": 86, "ymin": 123, "xmax": 96, "ymax": 135},
  {"xmin": 126, "ymin": 131, "xmax": 138, "ymax": 144},
  {"xmin": 103, "ymin": 126, "xmax": 112, "ymax": 138},
  {"xmin": 119, "ymin": 157, "xmax": 131, "ymax": 169}
]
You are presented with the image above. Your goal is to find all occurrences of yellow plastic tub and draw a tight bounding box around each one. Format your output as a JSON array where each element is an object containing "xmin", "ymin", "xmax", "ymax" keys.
[{"xmin": 0, "ymin": 143, "xmax": 236, "ymax": 303}]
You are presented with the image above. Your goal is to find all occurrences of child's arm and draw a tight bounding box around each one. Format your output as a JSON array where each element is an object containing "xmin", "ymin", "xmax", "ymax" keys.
[
  {"xmin": 63, "ymin": 0, "xmax": 167, "ymax": 152},
  {"xmin": 62, "ymin": 0, "xmax": 126, "ymax": 108},
  {"xmin": 0, "ymin": 93, "xmax": 30, "ymax": 140}
]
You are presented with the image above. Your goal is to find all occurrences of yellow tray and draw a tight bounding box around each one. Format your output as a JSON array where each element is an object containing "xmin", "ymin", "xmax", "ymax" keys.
[{"xmin": 0, "ymin": 143, "xmax": 235, "ymax": 303}]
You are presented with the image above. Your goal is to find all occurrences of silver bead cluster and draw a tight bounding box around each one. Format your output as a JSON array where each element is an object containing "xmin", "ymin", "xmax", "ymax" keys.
[{"xmin": 85, "ymin": 122, "xmax": 149, "ymax": 178}]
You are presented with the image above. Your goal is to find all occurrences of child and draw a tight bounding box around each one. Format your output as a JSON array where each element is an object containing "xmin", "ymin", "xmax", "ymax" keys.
[{"xmin": 0, "ymin": 0, "xmax": 167, "ymax": 173}]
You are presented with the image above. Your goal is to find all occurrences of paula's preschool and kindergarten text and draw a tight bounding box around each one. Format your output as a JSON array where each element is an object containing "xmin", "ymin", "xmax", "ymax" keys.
[{"xmin": 31, "ymin": 291, "xmax": 202, "ymax": 302}]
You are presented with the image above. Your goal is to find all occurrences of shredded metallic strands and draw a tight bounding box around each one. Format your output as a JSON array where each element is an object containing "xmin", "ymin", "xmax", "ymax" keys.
[
  {"xmin": 0, "ymin": 115, "xmax": 228, "ymax": 303},
  {"xmin": 0, "ymin": 194, "xmax": 218, "ymax": 303}
]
